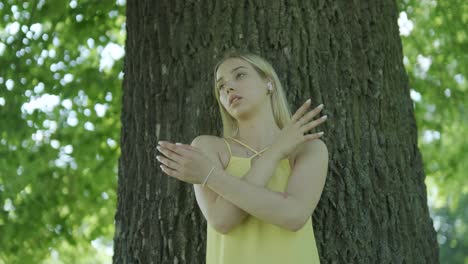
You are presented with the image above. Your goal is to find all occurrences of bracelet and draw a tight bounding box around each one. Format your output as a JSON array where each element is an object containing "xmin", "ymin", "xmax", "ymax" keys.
[{"xmin": 202, "ymin": 166, "xmax": 215, "ymax": 187}]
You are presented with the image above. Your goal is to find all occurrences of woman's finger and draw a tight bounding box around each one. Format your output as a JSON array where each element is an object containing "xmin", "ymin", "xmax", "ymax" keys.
[
  {"xmin": 160, "ymin": 164, "xmax": 178, "ymax": 178},
  {"xmin": 176, "ymin": 143, "xmax": 203, "ymax": 156},
  {"xmin": 161, "ymin": 164, "xmax": 193, "ymax": 184},
  {"xmin": 161, "ymin": 142, "xmax": 198, "ymax": 157},
  {"xmin": 300, "ymin": 114, "xmax": 328, "ymax": 134},
  {"xmin": 291, "ymin": 99, "xmax": 312, "ymax": 122},
  {"xmin": 304, "ymin": 131, "xmax": 325, "ymax": 141},
  {"xmin": 157, "ymin": 144, "xmax": 185, "ymax": 167},
  {"xmin": 157, "ymin": 154, "xmax": 180, "ymax": 172},
  {"xmin": 158, "ymin": 142, "xmax": 188, "ymax": 157},
  {"xmin": 297, "ymin": 104, "xmax": 324, "ymax": 127}
]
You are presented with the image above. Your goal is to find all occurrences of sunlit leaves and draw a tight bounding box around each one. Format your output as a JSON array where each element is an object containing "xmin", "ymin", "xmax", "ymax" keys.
[
  {"xmin": 0, "ymin": 0, "xmax": 124, "ymax": 262},
  {"xmin": 398, "ymin": 0, "xmax": 468, "ymax": 262}
]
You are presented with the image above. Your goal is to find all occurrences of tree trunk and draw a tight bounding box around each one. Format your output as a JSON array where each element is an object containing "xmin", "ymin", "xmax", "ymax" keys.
[{"xmin": 113, "ymin": 0, "xmax": 439, "ymax": 263}]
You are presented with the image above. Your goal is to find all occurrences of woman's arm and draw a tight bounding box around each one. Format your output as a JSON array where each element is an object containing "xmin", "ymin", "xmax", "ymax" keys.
[
  {"xmin": 205, "ymin": 168, "xmax": 299, "ymax": 232},
  {"xmin": 192, "ymin": 135, "xmax": 281, "ymax": 234},
  {"xmin": 204, "ymin": 140, "xmax": 328, "ymax": 232}
]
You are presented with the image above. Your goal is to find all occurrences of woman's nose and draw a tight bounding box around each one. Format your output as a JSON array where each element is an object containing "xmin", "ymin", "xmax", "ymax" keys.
[{"xmin": 225, "ymin": 80, "xmax": 235, "ymax": 90}]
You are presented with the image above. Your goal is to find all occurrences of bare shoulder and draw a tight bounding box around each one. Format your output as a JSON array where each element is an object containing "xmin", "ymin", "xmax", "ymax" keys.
[
  {"xmin": 191, "ymin": 135, "xmax": 226, "ymax": 167},
  {"xmin": 296, "ymin": 138, "xmax": 328, "ymax": 159},
  {"xmin": 310, "ymin": 138, "xmax": 328, "ymax": 151},
  {"xmin": 191, "ymin": 135, "xmax": 222, "ymax": 152}
]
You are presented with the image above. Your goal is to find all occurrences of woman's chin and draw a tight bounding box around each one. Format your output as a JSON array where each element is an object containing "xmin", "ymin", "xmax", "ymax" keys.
[{"xmin": 230, "ymin": 105, "xmax": 254, "ymax": 118}]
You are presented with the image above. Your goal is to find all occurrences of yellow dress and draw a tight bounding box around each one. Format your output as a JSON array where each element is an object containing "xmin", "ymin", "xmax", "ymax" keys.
[{"xmin": 206, "ymin": 137, "xmax": 321, "ymax": 264}]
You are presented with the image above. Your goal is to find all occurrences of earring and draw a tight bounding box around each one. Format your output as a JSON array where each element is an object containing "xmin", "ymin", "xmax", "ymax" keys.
[
  {"xmin": 235, "ymin": 125, "xmax": 239, "ymax": 136},
  {"xmin": 267, "ymin": 83, "xmax": 273, "ymax": 94}
]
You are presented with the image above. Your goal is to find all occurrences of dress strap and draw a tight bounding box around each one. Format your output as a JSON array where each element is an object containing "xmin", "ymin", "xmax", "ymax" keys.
[
  {"xmin": 226, "ymin": 137, "xmax": 270, "ymax": 159},
  {"xmin": 221, "ymin": 138, "xmax": 232, "ymax": 158}
]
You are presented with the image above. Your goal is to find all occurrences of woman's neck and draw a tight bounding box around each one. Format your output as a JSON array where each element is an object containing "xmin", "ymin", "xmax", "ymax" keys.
[{"xmin": 232, "ymin": 127, "xmax": 281, "ymax": 152}]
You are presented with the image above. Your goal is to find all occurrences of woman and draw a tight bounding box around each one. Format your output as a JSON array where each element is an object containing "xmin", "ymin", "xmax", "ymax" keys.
[{"xmin": 156, "ymin": 51, "xmax": 328, "ymax": 263}]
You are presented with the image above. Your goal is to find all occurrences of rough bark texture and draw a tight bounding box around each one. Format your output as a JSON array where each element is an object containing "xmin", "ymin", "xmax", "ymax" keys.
[{"xmin": 113, "ymin": 0, "xmax": 439, "ymax": 263}]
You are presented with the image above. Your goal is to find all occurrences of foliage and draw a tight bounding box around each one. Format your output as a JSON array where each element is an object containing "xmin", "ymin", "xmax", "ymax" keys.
[
  {"xmin": 397, "ymin": 0, "xmax": 468, "ymax": 262},
  {"xmin": 0, "ymin": 0, "xmax": 124, "ymax": 263}
]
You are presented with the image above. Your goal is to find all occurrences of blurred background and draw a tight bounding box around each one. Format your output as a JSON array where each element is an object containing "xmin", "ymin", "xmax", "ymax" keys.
[{"xmin": 0, "ymin": 0, "xmax": 466, "ymax": 263}]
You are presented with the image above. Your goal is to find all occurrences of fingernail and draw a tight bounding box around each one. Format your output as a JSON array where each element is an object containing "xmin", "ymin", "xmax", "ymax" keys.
[
  {"xmin": 318, "ymin": 104, "xmax": 324, "ymax": 108},
  {"xmin": 306, "ymin": 99, "xmax": 311, "ymax": 103}
]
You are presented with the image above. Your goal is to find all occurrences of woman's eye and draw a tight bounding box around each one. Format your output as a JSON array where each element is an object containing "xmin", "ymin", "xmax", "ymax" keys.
[
  {"xmin": 236, "ymin": 73, "xmax": 245, "ymax": 78},
  {"xmin": 218, "ymin": 73, "xmax": 245, "ymax": 89}
]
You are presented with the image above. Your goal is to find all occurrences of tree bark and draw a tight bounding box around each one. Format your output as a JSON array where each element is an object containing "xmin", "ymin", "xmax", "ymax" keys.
[{"xmin": 113, "ymin": 0, "xmax": 439, "ymax": 263}]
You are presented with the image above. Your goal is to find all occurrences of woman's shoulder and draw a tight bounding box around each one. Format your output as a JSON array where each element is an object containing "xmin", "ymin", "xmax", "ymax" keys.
[
  {"xmin": 191, "ymin": 135, "xmax": 224, "ymax": 148},
  {"xmin": 191, "ymin": 135, "xmax": 227, "ymax": 167}
]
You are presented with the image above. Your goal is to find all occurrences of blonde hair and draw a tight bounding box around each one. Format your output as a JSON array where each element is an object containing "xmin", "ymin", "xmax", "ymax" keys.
[{"xmin": 213, "ymin": 51, "xmax": 292, "ymax": 138}]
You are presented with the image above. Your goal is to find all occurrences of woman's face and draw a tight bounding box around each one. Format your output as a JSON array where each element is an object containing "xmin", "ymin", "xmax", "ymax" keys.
[{"xmin": 216, "ymin": 58, "xmax": 269, "ymax": 117}]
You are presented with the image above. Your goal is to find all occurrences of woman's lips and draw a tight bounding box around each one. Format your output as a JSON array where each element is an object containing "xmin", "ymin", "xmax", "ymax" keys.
[{"xmin": 231, "ymin": 97, "xmax": 242, "ymax": 106}]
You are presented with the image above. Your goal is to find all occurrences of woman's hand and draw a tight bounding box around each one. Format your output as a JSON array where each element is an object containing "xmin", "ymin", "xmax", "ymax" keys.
[
  {"xmin": 271, "ymin": 100, "xmax": 327, "ymax": 160},
  {"xmin": 156, "ymin": 141, "xmax": 221, "ymax": 184}
]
